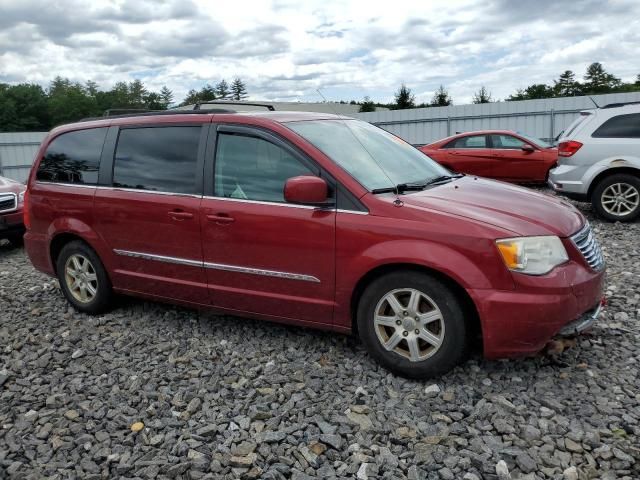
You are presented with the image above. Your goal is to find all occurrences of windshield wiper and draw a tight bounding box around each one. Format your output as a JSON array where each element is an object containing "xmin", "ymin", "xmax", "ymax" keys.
[
  {"xmin": 372, "ymin": 182, "xmax": 429, "ymax": 194},
  {"xmin": 423, "ymin": 173, "xmax": 464, "ymax": 186},
  {"xmin": 372, "ymin": 174, "xmax": 464, "ymax": 194}
]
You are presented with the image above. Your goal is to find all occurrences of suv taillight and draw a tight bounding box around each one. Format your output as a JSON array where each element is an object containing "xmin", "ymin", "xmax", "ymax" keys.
[
  {"xmin": 558, "ymin": 140, "xmax": 583, "ymax": 157},
  {"xmin": 23, "ymin": 189, "xmax": 31, "ymax": 230}
]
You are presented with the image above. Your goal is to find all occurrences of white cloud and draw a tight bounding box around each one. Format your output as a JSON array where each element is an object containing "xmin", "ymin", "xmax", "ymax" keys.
[{"xmin": 0, "ymin": 0, "xmax": 638, "ymax": 104}]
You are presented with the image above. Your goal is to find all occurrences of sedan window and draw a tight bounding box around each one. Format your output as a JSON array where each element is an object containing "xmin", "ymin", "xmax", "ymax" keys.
[
  {"xmin": 444, "ymin": 135, "xmax": 487, "ymax": 149},
  {"xmin": 491, "ymin": 135, "xmax": 527, "ymax": 149}
]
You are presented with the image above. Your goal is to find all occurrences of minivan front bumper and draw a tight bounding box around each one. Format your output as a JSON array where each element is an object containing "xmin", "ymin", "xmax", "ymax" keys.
[{"xmin": 469, "ymin": 261, "xmax": 605, "ymax": 358}]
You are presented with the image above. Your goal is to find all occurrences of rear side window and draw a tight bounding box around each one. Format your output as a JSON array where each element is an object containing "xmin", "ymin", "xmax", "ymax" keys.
[
  {"xmin": 113, "ymin": 126, "xmax": 201, "ymax": 194},
  {"xmin": 592, "ymin": 113, "xmax": 640, "ymax": 138},
  {"xmin": 444, "ymin": 135, "xmax": 487, "ymax": 148},
  {"xmin": 36, "ymin": 128, "xmax": 107, "ymax": 184}
]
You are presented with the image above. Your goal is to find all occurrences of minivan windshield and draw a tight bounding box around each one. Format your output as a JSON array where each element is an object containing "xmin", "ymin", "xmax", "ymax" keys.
[{"xmin": 287, "ymin": 119, "xmax": 450, "ymax": 191}]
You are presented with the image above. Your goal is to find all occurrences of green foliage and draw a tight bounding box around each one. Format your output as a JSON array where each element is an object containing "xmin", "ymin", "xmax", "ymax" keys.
[
  {"xmin": 358, "ymin": 96, "xmax": 376, "ymax": 112},
  {"xmin": 508, "ymin": 63, "xmax": 637, "ymax": 101},
  {"xmin": 472, "ymin": 86, "xmax": 492, "ymax": 104},
  {"xmin": 430, "ymin": 85, "xmax": 453, "ymax": 106},
  {"xmin": 231, "ymin": 78, "xmax": 248, "ymax": 100},
  {"xmin": 0, "ymin": 77, "xmax": 249, "ymax": 131},
  {"xmin": 393, "ymin": 84, "xmax": 415, "ymax": 109},
  {"xmin": 216, "ymin": 79, "xmax": 230, "ymax": 99}
]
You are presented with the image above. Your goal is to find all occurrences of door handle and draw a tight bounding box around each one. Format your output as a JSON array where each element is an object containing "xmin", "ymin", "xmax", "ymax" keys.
[
  {"xmin": 168, "ymin": 210, "xmax": 194, "ymax": 221},
  {"xmin": 206, "ymin": 213, "xmax": 235, "ymax": 224}
]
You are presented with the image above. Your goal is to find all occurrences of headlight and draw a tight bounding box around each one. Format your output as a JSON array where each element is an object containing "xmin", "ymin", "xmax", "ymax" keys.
[
  {"xmin": 18, "ymin": 190, "xmax": 26, "ymax": 204},
  {"xmin": 496, "ymin": 236, "xmax": 568, "ymax": 275}
]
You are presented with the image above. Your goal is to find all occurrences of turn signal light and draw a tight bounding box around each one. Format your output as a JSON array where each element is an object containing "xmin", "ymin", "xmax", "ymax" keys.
[{"xmin": 558, "ymin": 140, "xmax": 583, "ymax": 157}]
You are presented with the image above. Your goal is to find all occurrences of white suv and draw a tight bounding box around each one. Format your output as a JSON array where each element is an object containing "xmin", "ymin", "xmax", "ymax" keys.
[{"xmin": 549, "ymin": 102, "xmax": 640, "ymax": 222}]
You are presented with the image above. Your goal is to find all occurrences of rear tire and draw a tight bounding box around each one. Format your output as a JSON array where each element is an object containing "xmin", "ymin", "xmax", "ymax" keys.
[
  {"xmin": 357, "ymin": 271, "xmax": 468, "ymax": 378},
  {"xmin": 56, "ymin": 240, "xmax": 113, "ymax": 315},
  {"xmin": 592, "ymin": 174, "xmax": 640, "ymax": 222}
]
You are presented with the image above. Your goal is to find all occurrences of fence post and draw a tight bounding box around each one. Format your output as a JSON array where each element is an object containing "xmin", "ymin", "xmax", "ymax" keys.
[
  {"xmin": 549, "ymin": 109, "xmax": 555, "ymax": 142},
  {"xmin": 447, "ymin": 117, "xmax": 451, "ymax": 136}
]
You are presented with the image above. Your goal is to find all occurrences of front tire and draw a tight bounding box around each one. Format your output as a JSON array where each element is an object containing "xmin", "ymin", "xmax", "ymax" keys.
[
  {"xmin": 592, "ymin": 174, "xmax": 640, "ymax": 222},
  {"xmin": 56, "ymin": 241, "xmax": 113, "ymax": 314},
  {"xmin": 357, "ymin": 271, "xmax": 468, "ymax": 379}
]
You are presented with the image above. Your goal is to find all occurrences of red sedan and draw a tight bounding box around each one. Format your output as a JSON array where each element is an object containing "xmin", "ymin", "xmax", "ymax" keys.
[{"xmin": 419, "ymin": 130, "xmax": 558, "ymax": 183}]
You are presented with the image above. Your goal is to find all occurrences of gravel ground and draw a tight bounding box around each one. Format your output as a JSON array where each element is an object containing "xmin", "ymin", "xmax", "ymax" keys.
[{"xmin": 0, "ymin": 196, "xmax": 638, "ymax": 480}]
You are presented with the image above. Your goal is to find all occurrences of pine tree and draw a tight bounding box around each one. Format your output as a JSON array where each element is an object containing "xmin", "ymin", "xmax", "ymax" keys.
[
  {"xmin": 393, "ymin": 84, "xmax": 415, "ymax": 109},
  {"xmin": 128, "ymin": 80, "xmax": 147, "ymax": 107},
  {"xmin": 583, "ymin": 62, "xmax": 621, "ymax": 94},
  {"xmin": 85, "ymin": 81, "xmax": 99, "ymax": 97},
  {"xmin": 230, "ymin": 78, "xmax": 248, "ymax": 100},
  {"xmin": 358, "ymin": 96, "xmax": 376, "ymax": 112},
  {"xmin": 216, "ymin": 80, "xmax": 230, "ymax": 99},
  {"xmin": 430, "ymin": 85, "xmax": 452, "ymax": 106},
  {"xmin": 472, "ymin": 86, "xmax": 492, "ymax": 104},
  {"xmin": 553, "ymin": 70, "xmax": 580, "ymax": 96},
  {"xmin": 160, "ymin": 86, "xmax": 174, "ymax": 107}
]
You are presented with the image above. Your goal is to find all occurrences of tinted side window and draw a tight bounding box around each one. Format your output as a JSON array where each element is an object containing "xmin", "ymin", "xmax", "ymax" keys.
[
  {"xmin": 214, "ymin": 133, "xmax": 314, "ymax": 203},
  {"xmin": 113, "ymin": 127, "xmax": 201, "ymax": 194},
  {"xmin": 491, "ymin": 135, "xmax": 526, "ymax": 149},
  {"xmin": 444, "ymin": 135, "xmax": 487, "ymax": 148},
  {"xmin": 592, "ymin": 114, "xmax": 640, "ymax": 138},
  {"xmin": 36, "ymin": 128, "xmax": 107, "ymax": 184}
]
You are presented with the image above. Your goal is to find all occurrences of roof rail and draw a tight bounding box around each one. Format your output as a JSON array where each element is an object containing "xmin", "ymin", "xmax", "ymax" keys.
[
  {"xmin": 80, "ymin": 109, "xmax": 234, "ymax": 122},
  {"xmin": 103, "ymin": 108, "xmax": 159, "ymax": 117},
  {"xmin": 193, "ymin": 101, "xmax": 275, "ymax": 111},
  {"xmin": 601, "ymin": 101, "xmax": 640, "ymax": 109}
]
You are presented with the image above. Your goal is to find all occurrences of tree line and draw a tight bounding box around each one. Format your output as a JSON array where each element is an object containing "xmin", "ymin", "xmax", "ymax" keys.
[
  {"xmin": 0, "ymin": 77, "xmax": 249, "ymax": 131},
  {"xmin": 357, "ymin": 63, "xmax": 640, "ymax": 112}
]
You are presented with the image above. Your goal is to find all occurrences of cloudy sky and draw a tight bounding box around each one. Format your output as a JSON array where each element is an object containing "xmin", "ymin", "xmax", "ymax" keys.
[{"xmin": 1, "ymin": 0, "xmax": 638, "ymax": 105}]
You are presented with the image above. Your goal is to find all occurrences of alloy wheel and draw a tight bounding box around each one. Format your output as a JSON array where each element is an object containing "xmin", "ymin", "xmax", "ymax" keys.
[
  {"xmin": 601, "ymin": 182, "xmax": 640, "ymax": 216},
  {"xmin": 373, "ymin": 288, "xmax": 445, "ymax": 362},
  {"xmin": 64, "ymin": 254, "xmax": 98, "ymax": 304}
]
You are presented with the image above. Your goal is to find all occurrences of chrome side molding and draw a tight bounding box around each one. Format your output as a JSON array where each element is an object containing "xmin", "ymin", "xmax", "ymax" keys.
[{"xmin": 113, "ymin": 249, "xmax": 320, "ymax": 283}]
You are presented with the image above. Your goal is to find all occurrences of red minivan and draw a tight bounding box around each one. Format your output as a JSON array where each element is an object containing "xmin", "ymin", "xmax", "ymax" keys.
[{"xmin": 24, "ymin": 107, "xmax": 605, "ymax": 378}]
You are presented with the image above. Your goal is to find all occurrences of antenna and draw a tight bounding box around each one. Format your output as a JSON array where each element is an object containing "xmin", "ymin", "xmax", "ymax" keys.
[
  {"xmin": 315, "ymin": 89, "xmax": 402, "ymax": 200},
  {"xmin": 588, "ymin": 96, "xmax": 600, "ymax": 108}
]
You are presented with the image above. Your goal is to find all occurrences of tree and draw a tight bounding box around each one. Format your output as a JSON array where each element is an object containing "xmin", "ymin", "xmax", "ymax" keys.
[
  {"xmin": 215, "ymin": 79, "xmax": 230, "ymax": 99},
  {"xmin": 85, "ymin": 80, "xmax": 99, "ymax": 97},
  {"xmin": 472, "ymin": 86, "xmax": 492, "ymax": 104},
  {"xmin": 636, "ymin": 74, "xmax": 640, "ymax": 86},
  {"xmin": 160, "ymin": 86, "xmax": 174, "ymax": 107},
  {"xmin": 230, "ymin": 78, "xmax": 248, "ymax": 100},
  {"xmin": 393, "ymin": 84, "xmax": 415, "ymax": 109},
  {"xmin": 430, "ymin": 85, "xmax": 452, "ymax": 106},
  {"xmin": 583, "ymin": 62, "xmax": 620, "ymax": 94},
  {"xmin": 552, "ymin": 70, "xmax": 581, "ymax": 96},
  {"xmin": 506, "ymin": 83, "xmax": 554, "ymax": 101},
  {"xmin": 0, "ymin": 83, "xmax": 50, "ymax": 131},
  {"xmin": 48, "ymin": 80, "xmax": 98, "ymax": 126},
  {"xmin": 128, "ymin": 79, "xmax": 148, "ymax": 107},
  {"xmin": 358, "ymin": 96, "xmax": 376, "ymax": 112}
]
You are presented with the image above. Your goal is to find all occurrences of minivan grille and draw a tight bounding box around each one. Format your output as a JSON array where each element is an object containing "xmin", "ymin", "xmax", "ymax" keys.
[
  {"xmin": 571, "ymin": 223, "xmax": 605, "ymax": 272},
  {"xmin": 0, "ymin": 193, "xmax": 17, "ymax": 213}
]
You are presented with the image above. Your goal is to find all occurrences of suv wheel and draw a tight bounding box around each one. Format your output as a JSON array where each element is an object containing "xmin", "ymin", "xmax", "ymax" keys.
[
  {"xmin": 357, "ymin": 271, "xmax": 468, "ymax": 378},
  {"xmin": 593, "ymin": 174, "xmax": 640, "ymax": 222},
  {"xmin": 56, "ymin": 241, "xmax": 113, "ymax": 314}
]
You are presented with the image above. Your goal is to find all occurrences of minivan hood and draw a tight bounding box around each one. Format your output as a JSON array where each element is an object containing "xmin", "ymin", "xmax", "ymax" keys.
[{"xmin": 397, "ymin": 176, "xmax": 583, "ymax": 237}]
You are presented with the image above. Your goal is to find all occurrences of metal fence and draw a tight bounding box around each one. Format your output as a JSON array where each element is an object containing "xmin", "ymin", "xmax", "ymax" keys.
[
  {"xmin": 0, "ymin": 132, "xmax": 47, "ymax": 183},
  {"xmin": 353, "ymin": 92, "xmax": 640, "ymax": 145}
]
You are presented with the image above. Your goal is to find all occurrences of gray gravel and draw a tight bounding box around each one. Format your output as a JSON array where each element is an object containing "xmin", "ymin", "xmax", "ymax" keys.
[{"xmin": 1, "ymin": 195, "xmax": 638, "ymax": 480}]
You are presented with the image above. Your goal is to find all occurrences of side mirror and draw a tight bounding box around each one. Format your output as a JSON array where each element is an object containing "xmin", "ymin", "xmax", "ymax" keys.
[
  {"xmin": 521, "ymin": 144, "xmax": 535, "ymax": 153},
  {"xmin": 284, "ymin": 176, "xmax": 332, "ymax": 206}
]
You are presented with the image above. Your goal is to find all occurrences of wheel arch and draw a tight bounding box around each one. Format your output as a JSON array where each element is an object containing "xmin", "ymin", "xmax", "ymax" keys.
[{"xmin": 350, "ymin": 263, "xmax": 483, "ymax": 353}]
